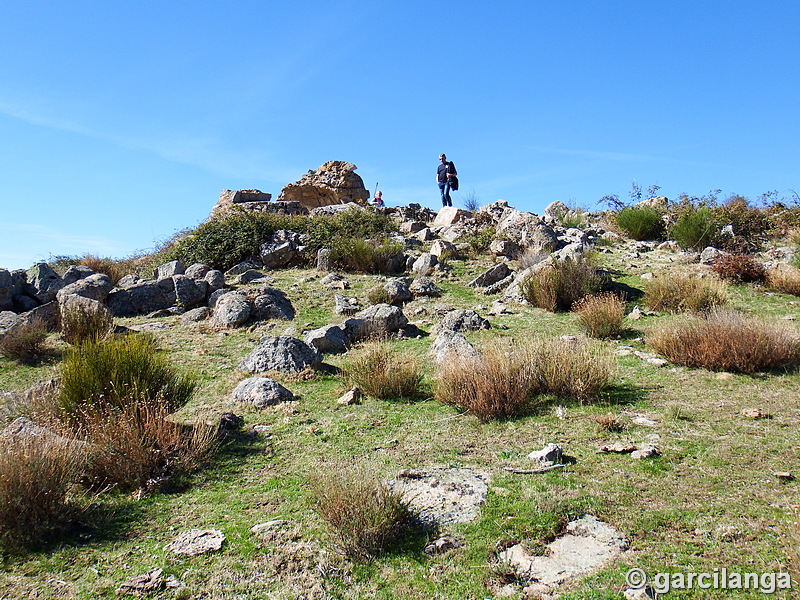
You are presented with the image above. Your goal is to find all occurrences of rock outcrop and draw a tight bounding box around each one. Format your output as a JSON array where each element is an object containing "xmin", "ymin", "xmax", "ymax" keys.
[{"xmin": 276, "ymin": 161, "xmax": 369, "ymax": 209}]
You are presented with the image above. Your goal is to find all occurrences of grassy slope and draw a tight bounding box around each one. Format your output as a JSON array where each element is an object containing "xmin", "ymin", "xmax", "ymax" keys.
[{"xmin": 0, "ymin": 245, "xmax": 798, "ymax": 599}]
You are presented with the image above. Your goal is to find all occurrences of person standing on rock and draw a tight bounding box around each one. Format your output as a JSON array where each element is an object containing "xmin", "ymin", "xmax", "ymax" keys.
[{"xmin": 437, "ymin": 153, "xmax": 457, "ymax": 207}]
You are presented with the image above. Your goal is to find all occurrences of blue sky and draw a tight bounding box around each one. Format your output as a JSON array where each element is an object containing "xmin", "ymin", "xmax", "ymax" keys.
[{"xmin": 1, "ymin": 1, "xmax": 798, "ymax": 270}]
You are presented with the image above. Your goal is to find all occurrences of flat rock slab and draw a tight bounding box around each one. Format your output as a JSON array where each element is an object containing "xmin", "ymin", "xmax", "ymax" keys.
[
  {"xmin": 164, "ymin": 528, "xmax": 225, "ymax": 556},
  {"xmin": 386, "ymin": 468, "xmax": 491, "ymax": 526},
  {"xmin": 499, "ymin": 514, "xmax": 628, "ymax": 589}
]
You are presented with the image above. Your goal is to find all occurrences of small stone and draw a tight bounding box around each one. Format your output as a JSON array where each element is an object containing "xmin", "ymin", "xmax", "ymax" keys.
[
  {"xmin": 528, "ymin": 443, "xmax": 563, "ymax": 466},
  {"xmin": 250, "ymin": 520, "xmax": 290, "ymax": 535},
  {"xmin": 774, "ymin": 472, "xmax": 793, "ymax": 481},
  {"xmin": 117, "ymin": 569, "xmax": 164, "ymax": 594},
  {"xmin": 423, "ymin": 535, "xmax": 463, "ymax": 555},
  {"xmin": 597, "ymin": 443, "xmax": 636, "ymax": 454},
  {"xmin": 164, "ymin": 529, "xmax": 225, "ymax": 556},
  {"xmin": 630, "ymin": 444, "xmax": 659, "ymax": 459},
  {"xmin": 627, "ymin": 306, "xmax": 642, "ymax": 320},
  {"xmin": 337, "ymin": 387, "xmax": 362, "ymax": 405},
  {"xmin": 742, "ymin": 408, "xmax": 770, "ymax": 419}
]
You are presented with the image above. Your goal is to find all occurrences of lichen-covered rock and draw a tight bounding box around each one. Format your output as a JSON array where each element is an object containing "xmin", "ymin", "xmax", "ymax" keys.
[
  {"xmin": 250, "ymin": 286, "xmax": 295, "ymax": 321},
  {"xmin": 303, "ymin": 324, "xmax": 349, "ymax": 354},
  {"xmin": 56, "ymin": 273, "xmax": 113, "ymax": 304},
  {"xmin": 212, "ymin": 292, "xmax": 251, "ymax": 327},
  {"xmin": 239, "ymin": 336, "xmax": 322, "ymax": 373},
  {"xmin": 232, "ymin": 376, "xmax": 294, "ymax": 408},
  {"xmin": 434, "ymin": 309, "xmax": 490, "ymax": 333},
  {"xmin": 106, "ymin": 278, "xmax": 177, "ymax": 317},
  {"xmin": 277, "ymin": 161, "xmax": 369, "ymax": 209}
]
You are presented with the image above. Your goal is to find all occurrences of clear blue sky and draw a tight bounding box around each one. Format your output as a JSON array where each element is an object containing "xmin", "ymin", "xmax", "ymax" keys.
[{"xmin": 1, "ymin": 1, "xmax": 798, "ymax": 270}]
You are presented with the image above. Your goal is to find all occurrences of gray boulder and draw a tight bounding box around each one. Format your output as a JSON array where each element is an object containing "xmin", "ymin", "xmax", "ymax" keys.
[
  {"xmin": 25, "ymin": 263, "xmax": 64, "ymax": 303},
  {"xmin": 155, "ymin": 260, "xmax": 185, "ymax": 280},
  {"xmin": 434, "ymin": 309, "xmax": 490, "ymax": 333},
  {"xmin": 431, "ymin": 329, "xmax": 480, "ymax": 364},
  {"xmin": 251, "ymin": 286, "xmax": 295, "ymax": 321},
  {"xmin": 212, "ymin": 292, "xmax": 251, "ymax": 327},
  {"xmin": 259, "ymin": 229, "xmax": 307, "ymax": 268},
  {"xmin": 184, "ymin": 263, "xmax": 211, "ymax": 279},
  {"xmin": 238, "ymin": 336, "xmax": 322, "ymax": 374},
  {"xmin": 303, "ymin": 324, "xmax": 349, "ymax": 353},
  {"xmin": 204, "ymin": 270, "xmax": 225, "ymax": 291},
  {"xmin": 62, "ymin": 264, "xmax": 95, "ymax": 285},
  {"xmin": 232, "ymin": 377, "xmax": 294, "ymax": 408},
  {"xmin": 412, "ymin": 253, "xmax": 438, "ymax": 277},
  {"xmin": 334, "ymin": 294, "xmax": 360, "ymax": 315},
  {"xmin": 383, "ymin": 279, "xmax": 412, "ymax": 305},
  {"xmin": 0, "ymin": 311, "xmax": 22, "ymax": 339},
  {"xmin": 467, "ymin": 263, "xmax": 511, "ymax": 288},
  {"xmin": 181, "ymin": 306, "xmax": 210, "ymax": 324},
  {"xmin": 106, "ymin": 278, "xmax": 177, "ymax": 317},
  {"xmin": 56, "ymin": 273, "xmax": 113, "ymax": 303},
  {"xmin": 344, "ymin": 304, "xmax": 408, "ymax": 341},
  {"xmin": 173, "ymin": 275, "xmax": 208, "ymax": 309},
  {"xmin": 409, "ymin": 276, "xmax": 443, "ymax": 297},
  {"xmin": 0, "ymin": 269, "xmax": 14, "ymax": 311}
]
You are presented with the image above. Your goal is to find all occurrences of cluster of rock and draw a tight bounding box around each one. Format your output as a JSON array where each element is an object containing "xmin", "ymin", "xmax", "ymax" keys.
[{"xmin": 276, "ymin": 160, "xmax": 370, "ymax": 208}]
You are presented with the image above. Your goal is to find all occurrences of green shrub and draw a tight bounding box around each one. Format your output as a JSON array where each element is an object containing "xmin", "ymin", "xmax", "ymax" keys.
[
  {"xmin": 59, "ymin": 334, "xmax": 196, "ymax": 418},
  {"xmin": 519, "ymin": 257, "xmax": 604, "ymax": 312},
  {"xmin": 643, "ymin": 275, "xmax": 728, "ymax": 313},
  {"xmin": 346, "ymin": 341, "xmax": 423, "ymax": 400},
  {"xmin": 670, "ymin": 207, "xmax": 718, "ymax": 250},
  {"xmin": 615, "ymin": 206, "xmax": 664, "ymax": 240},
  {"xmin": 0, "ymin": 431, "xmax": 85, "ymax": 549},
  {"xmin": 328, "ymin": 237, "xmax": 404, "ymax": 274},
  {"xmin": 573, "ymin": 292, "xmax": 626, "ymax": 338},
  {"xmin": 309, "ymin": 464, "xmax": 415, "ymax": 559},
  {"xmin": 60, "ymin": 302, "xmax": 114, "ymax": 345},
  {"xmin": 0, "ymin": 318, "xmax": 48, "ymax": 364},
  {"xmin": 710, "ymin": 254, "xmax": 766, "ymax": 283},
  {"xmin": 647, "ymin": 310, "xmax": 800, "ymax": 373}
]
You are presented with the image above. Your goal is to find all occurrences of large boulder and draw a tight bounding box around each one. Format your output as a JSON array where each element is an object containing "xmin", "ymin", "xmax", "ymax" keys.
[
  {"xmin": 239, "ymin": 336, "xmax": 322, "ymax": 374},
  {"xmin": 173, "ymin": 275, "xmax": 208, "ymax": 309},
  {"xmin": 434, "ymin": 309, "xmax": 490, "ymax": 334},
  {"xmin": 250, "ymin": 286, "xmax": 295, "ymax": 321},
  {"xmin": 467, "ymin": 263, "xmax": 511, "ymax": 288},
  {"xmin": 212, "ymin": 292, "xmax": 251, "ymax": 327},
  {"xmin": 276, "ymin": 161, "xmax": 369, "ymax": 209},
  {"xmin": 25, "ymin": 263, "xmax": 64, "ymax": 303},
  {"xmin": 0, "ymin": 269, "xmax": 14, "ymax": 311},
  {"xmin": 433, "ymin": 207, "xmax": 472, "ymax": 228},
  {"xmin": 303, "ymin": 324, "xmax": 349, "ymax": 354},
  {"xmin": 344, "ymin": 304, "xmax": 408, "ymax": 341},
  {"xmin": 56, "ymin": 273, "xmax": 114, "ymax": 304},
  {"xmin": 106, "ymin": 278, "xmax": 177, "ymax": 317},
  {"xmin": 259, "ymin": 230, "xmax": 307, "ymax": 268},
  {"xmin": 232, "ymin": 377, "xmax": 294, "ymax": 408}
]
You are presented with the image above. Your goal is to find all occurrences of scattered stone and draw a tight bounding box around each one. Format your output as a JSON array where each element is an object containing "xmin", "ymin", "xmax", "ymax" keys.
[
  {"xmin": 212, "ymin": 292, "xmax": 251, "ymax": 328},
  {"xmin": 337, "ymin": 387, "xmax": 362, "ymax": 405},
  {"xmin": 128, "ymin": 321, "xmax": 170, "ymax": 332},
  {"xmin": 250, "ymin": 520, "xmax": 290, "ymax": 536},
  {"xmin": 181, "ymin": 306, "xmax": 210, "ymax": 324},
  {"xmin": 232, "ymin": 377, "xmax": 294, "ymax": 408},
  {"xmin": 386, "ymin": 468, "xmax": 491, "ymax": 526},
  {"xmin": 320, "ymin": 273, "xmax": 349, "ymax": 290},
  {"xmin": 424, "ymin": 535, "xmax": 463, "ymax": 555},
  {"xmin": 430, "ymin": 329, "xmax": 480, "ymax": 364},
  {"xmin": 597, "ymin": 443, "xmax": 637, "ymax": 454},
  {"xmin": 628, "ymin": 306, "xmax": 642, "ymax": 320},
  {"xmin": 434, "ymin": 309, "xmax": 490, "ymax": 333},
  {"xmin": 625, "ymin": 412, "xmax": 660, "ymax": 427},
  {"xmin": 467, "ymin": 263, "xmax": 511, "ymax": 288},
  {"xmin": 742, "ymin": 407, "xmax": 770, "ymax": 419},
  {"xmin": 304, "ymin": 323, "xmax": 349, "ymax": 353},
  {"xmin": 624, "ymin": 586, "xmax": 658, "ymax": 599},
  {"xmin": 498, "ymin": 515, "xmax": 628, "ymax": 591},
  {"xmin": 408, "ymin": 276, "xmax": 443, "ymax": 297},
  {"xmin": 527, "ymin": 443, "xmax": 563, "ymax": 466},
  {"xmin": 164, "ymin": 528, "xmax": 225, "ymax": 556},
  {"xmin": 630, "ymin": 444, "xmax": 659, "ymax": 459},
  {"xmin": 117, "ymin": 568, "xmax": 164, "ymax": 594},
  {"xmin": 774, "ymin": 472, "xmax": 794, "ymax": 481},
  {"xmin": 251, "ymin": 286, "xmax": 295, "ymax": 321}
]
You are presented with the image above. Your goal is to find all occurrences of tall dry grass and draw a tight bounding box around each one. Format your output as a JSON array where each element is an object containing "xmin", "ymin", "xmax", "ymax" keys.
[
  {"xmin": 643, "ymin": 274, "xmax": 728, "ymax": 313},
  {"xmin": 60, "ymin": 302, "xmax": 114, "ymax": 345},
  {"xmin": 309, "ymin": 464, "xmax": 415, "ymax": 559},
  {"xmin": 647, "ymin": 309, "xmax": 800, "ymax": 373},
  {"xmin": 346, "ymin": 341, "xmax": 423, "ymax": 400},
  {"xmin": 572, "ymin": 292, "xmax": 626, "ymax": 338},
  {"xmin": 0, "ymin": 318, "xmax": 48, "ymax": 363},
  {"xmin": 519, "ymin": 257, "xmax": 604, "ymax": 312},
  {"xmin": 435, "ymin": 338, "xmax": 614, "ymax": 421},
  {"xmin": 767, "ymin": 265, "xmax": 800, "ymax": 296},
  {"xmin": 0, "ymin": 431, "xmax": 85, "ymax": 548}
]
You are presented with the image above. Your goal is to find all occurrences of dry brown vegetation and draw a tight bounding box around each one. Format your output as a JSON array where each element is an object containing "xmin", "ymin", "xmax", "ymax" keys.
[
  {"xmin": 647, "ymin": 309, "xmax": 800, "ymax": 373},
  {"xmin": 643, "ymin": 273, "xmax": 728, "ymax": 313},
  {"xmin": 308, "ymin": 464, "xmax": 416, "ymax": 560},
  {"xmin": 767, "ymin": 264, "xmax": 800, "ymax": 296},
  {"xmin": 345, "ymin": 341, "xmax": 424, "ymax": 400},
  {"xmin": 0, "ymin": 318, "xmax": 48, "ymax": 364},
  {"xmin": 572, "ymin": 292, "xmax": 626, "ymax": 338}
]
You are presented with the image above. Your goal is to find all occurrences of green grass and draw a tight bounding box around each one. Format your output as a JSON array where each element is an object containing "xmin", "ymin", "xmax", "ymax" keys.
[{"xmin": 0, "ymin": 245, "xmax": 798, "ymax": 598}]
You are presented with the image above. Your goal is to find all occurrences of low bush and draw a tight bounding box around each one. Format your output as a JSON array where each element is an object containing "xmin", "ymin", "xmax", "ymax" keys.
[
  {"xmin": 615, "ymin": 206, "xmax": 664, "ymax": 240},
  {"xmin": 0, "ymin": 318, "xmax": 48, "ymax": 363},
  {"xmin": 530, "ymin": 337, "xmax": 615, "ymax": 403},
  {"xmin": 647, "ymin": 310, "xmax": 800, "ymax": 373},
  {"xmin": 60, "ymin": 302, "xmax": 114, "ymax": 345},
  {"xmin": 643, "ymin": 275, "xmax": 728, "ymax": 313},
  {"xmin": 0, "ymin": 432, "xmax": 85, "ymax": 549},
  {"xmin": 346, "ymin": 341, "xmax": 423, "ymax": 400},
  {"xmin": 572, "ymin": 292, "xmax": 626, "ymax": 338},
  {"xmin": 710, "ymin": 254, "xmax": 767, "ymax": 283},
  {"xmin": 767, "ymin": 265, "xmax": 800, "ymax": 296},
  {"xmin": 79, "ymin": 400, "xmax": 218, "ymax": 491},
  {"xmin": 328, "ymin": 237, "xmax": 405, "ymax": 274},
  {"xmin": 519, "ymin": 257, "xmax": 604, "ymax": 312},
  {"xmin": 670, "ymin": 207, "xmax": 718, "ymax": 250},
  {"xmin": 711, "ymin": 196, "xmax": 770, "ymax": 253},
  {"xmin": 59, "ymin": 333, "xmax": 196, "ymax": 418},
  {"xmin": 309, "ymin": 464, "xmax": 415, "ymax": 559}
]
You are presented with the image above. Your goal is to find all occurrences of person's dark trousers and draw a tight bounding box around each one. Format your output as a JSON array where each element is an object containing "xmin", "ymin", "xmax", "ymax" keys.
[{"xmin": 439, "ymin": 182, "xmax": 452, "ymax": 207}]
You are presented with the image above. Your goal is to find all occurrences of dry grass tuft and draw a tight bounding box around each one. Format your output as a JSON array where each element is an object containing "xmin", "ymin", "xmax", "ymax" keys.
[
  {"xmin": 572, "ymin": 292, "xmax": 626, "ymax": 338},
  {"xmin": 345, "ymin": 341, "xmax": 423, "ymax": 400},
  {"xmin": 78, "ymin": 400, "xmax": 218, "ymax": 492},
  {"xmin": 0, "ymin": 318, "xmax": 48, "ymax": 363},
  {"xmin": 436, "ymin": 338, "xmax": 615, "ymax": 421},
  {"xmin": 594, "ymin": 412, "xmax": 627, "ymax": 433},
  {"xmin": 647, "ymin": 309, "xmax": 800, "ymax": 373},
  {"xmin": 309, "ymin": 463, "xmax": 415, "ymax": 560},
  {"xmin": 0, "ymin": 430, "xmax": 85, "ymax": 549},
  {"xmin": 766, "ymin": 264, "xmax": 800, "ymax": 296},
  {"xmin": 643, "ymin": 274, "xmax": 728, "ymax": 313},
  {"xmin": 519, "ymin": 258, "xmax": 604, "ymax": 312}
]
